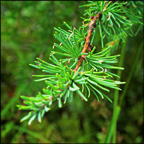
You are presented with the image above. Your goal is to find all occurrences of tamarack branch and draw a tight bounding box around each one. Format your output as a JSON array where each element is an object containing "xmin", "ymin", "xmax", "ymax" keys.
[{"xmin": 16, "ymin": 0, "xmax": 144, "ymax": 125}]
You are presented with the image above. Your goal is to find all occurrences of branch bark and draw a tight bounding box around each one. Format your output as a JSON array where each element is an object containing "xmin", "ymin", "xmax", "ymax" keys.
[{"xmin": 74, "ymin": 1, "xmax": 112, "ymax": 74}]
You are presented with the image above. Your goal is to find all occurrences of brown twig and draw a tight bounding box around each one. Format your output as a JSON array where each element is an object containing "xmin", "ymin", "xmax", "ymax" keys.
[
  {"xmin": 74, "ymin": 12, "xmax": 102, "ymax": 73},
  {"xmin": 74, "ymin": 1, "xmax": 112, "ymax": 74}
]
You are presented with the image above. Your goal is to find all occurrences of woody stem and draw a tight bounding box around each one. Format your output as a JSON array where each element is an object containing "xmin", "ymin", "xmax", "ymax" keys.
[
  {"xmin": 74, "ymin": 1, "xmax": 112, "ymax": 74},
  {"xmin": 74, "ymin": 12, "xmax": 102, "ymax": 73}
]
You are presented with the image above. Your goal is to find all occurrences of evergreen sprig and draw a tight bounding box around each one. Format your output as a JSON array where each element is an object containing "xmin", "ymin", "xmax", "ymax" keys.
[{"xmin": 17, "ymin": 1, "xmax": 143, "ymax": 125}]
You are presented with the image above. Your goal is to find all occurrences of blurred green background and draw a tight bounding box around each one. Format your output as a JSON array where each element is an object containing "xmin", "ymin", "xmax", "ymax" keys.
[{"xmin": 1, "ymin": 1, "xmax": 143, "ymax": 143}]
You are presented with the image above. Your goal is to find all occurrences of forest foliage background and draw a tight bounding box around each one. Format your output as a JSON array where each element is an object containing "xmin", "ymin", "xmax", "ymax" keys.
[{"xmin": 1, "ymin": 1, "xmax": 143, "ymax": 143}]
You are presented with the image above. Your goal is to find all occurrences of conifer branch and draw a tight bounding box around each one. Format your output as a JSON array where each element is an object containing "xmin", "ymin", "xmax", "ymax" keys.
[{"xmin": 17, "ymin": 1, "xmax": 143, "ymax": 125}]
